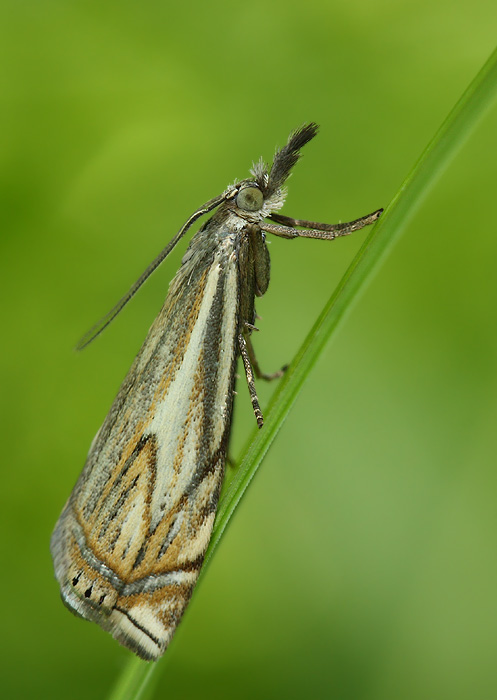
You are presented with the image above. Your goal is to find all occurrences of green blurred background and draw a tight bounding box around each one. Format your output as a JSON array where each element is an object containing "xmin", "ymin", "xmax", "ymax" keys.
[{"xmin": 2, "ymin": 1, "xmax": 497, "ymax": 698}]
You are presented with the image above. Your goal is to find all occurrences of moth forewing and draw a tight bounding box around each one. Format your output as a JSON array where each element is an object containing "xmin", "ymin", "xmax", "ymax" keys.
[
  {"xmin": 51, "ymin": 122, "xmax": 382, "ymax": 660},
  {"xmin": 52, "ymin": 235, "xmax": 241, "ymax": 660}
]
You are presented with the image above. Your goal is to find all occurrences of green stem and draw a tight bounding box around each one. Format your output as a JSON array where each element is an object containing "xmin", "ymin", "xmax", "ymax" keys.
[
  {"xmin": 108, "ymin": 44, "xmax": 497, "ymax": 700},
  {"xmin": 208, "ymin": 42, "xmax": 497, "ymax": 567},
  {"xmin": 107, "ymin": 656, "xmax": 156, "ymax": 700}
]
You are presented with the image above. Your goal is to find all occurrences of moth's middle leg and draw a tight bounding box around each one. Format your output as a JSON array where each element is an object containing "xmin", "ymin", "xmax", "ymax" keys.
[
  {"xmin": 238, "ymin": 323, "xmax": 288, "ymax": 429},
  {"xmin": 238, "ymin": 332, "xmax": 264, "ymax": 429},
  {"xmin": 244, "ymin": 329, "xmax": 288, "ymax": 381}
]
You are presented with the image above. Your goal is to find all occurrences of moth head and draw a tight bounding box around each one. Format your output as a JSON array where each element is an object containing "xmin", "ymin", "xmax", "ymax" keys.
[
  {"xmin": 224, "ymin": 179, "xmax": 270, "ymax": 222},
  {"xmin": 245, "ymin": 122, "xmax": 319, "ymax": 217},
  {"xmin": 235, "ymin": 186, "xmax": 264, "ymax": 212},
  {"xmin": 226, "ymin": 123, "xmax": 319, "ymax": 222}
]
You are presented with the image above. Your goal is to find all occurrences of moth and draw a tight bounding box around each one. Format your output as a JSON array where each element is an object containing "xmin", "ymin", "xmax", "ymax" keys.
[{"xmin": 51, "ymin": 123, "xmax": 382, "ymax": 661}]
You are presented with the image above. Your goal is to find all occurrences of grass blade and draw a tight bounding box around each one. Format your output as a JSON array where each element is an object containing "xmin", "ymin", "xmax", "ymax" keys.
[
  {"xmin": 107, "ymin": 657, "xmax": 157, "ymax": 700},
  {"xmin": 208, "ymin": 41, "xmax": 497, "ymax": 567},
  {"xmin": 108, "ymin": 44, "xmax": 497, "ymax": 700}
]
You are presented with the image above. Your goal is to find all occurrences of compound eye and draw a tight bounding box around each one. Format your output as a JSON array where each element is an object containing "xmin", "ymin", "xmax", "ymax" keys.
[{"xmin": 236, "ymin": 187, "xmax": 264, "ymax": 212}]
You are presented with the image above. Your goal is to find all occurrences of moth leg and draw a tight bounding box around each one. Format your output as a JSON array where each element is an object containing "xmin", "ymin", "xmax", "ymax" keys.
[
  {"xmin": 261, "ymin": 208, "xmax": 382, "ymax": 240},
  {"xmin": 244, "ymin": 328, "xmax": 287, "ymax": 381},
  {"xmin": 238, "ymin": 333, "xmax": 264, "ymax": 429}
]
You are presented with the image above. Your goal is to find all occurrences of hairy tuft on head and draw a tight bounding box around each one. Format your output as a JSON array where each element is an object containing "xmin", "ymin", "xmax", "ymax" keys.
[{"xmin": 266, "ymin": 123, "xmax": 319, "ymax": 195}]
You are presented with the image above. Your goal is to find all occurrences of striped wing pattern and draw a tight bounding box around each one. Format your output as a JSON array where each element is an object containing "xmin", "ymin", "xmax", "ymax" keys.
[{"xmin": 51, "ymin": 233, "xmax": 240, "ymax": 660}]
